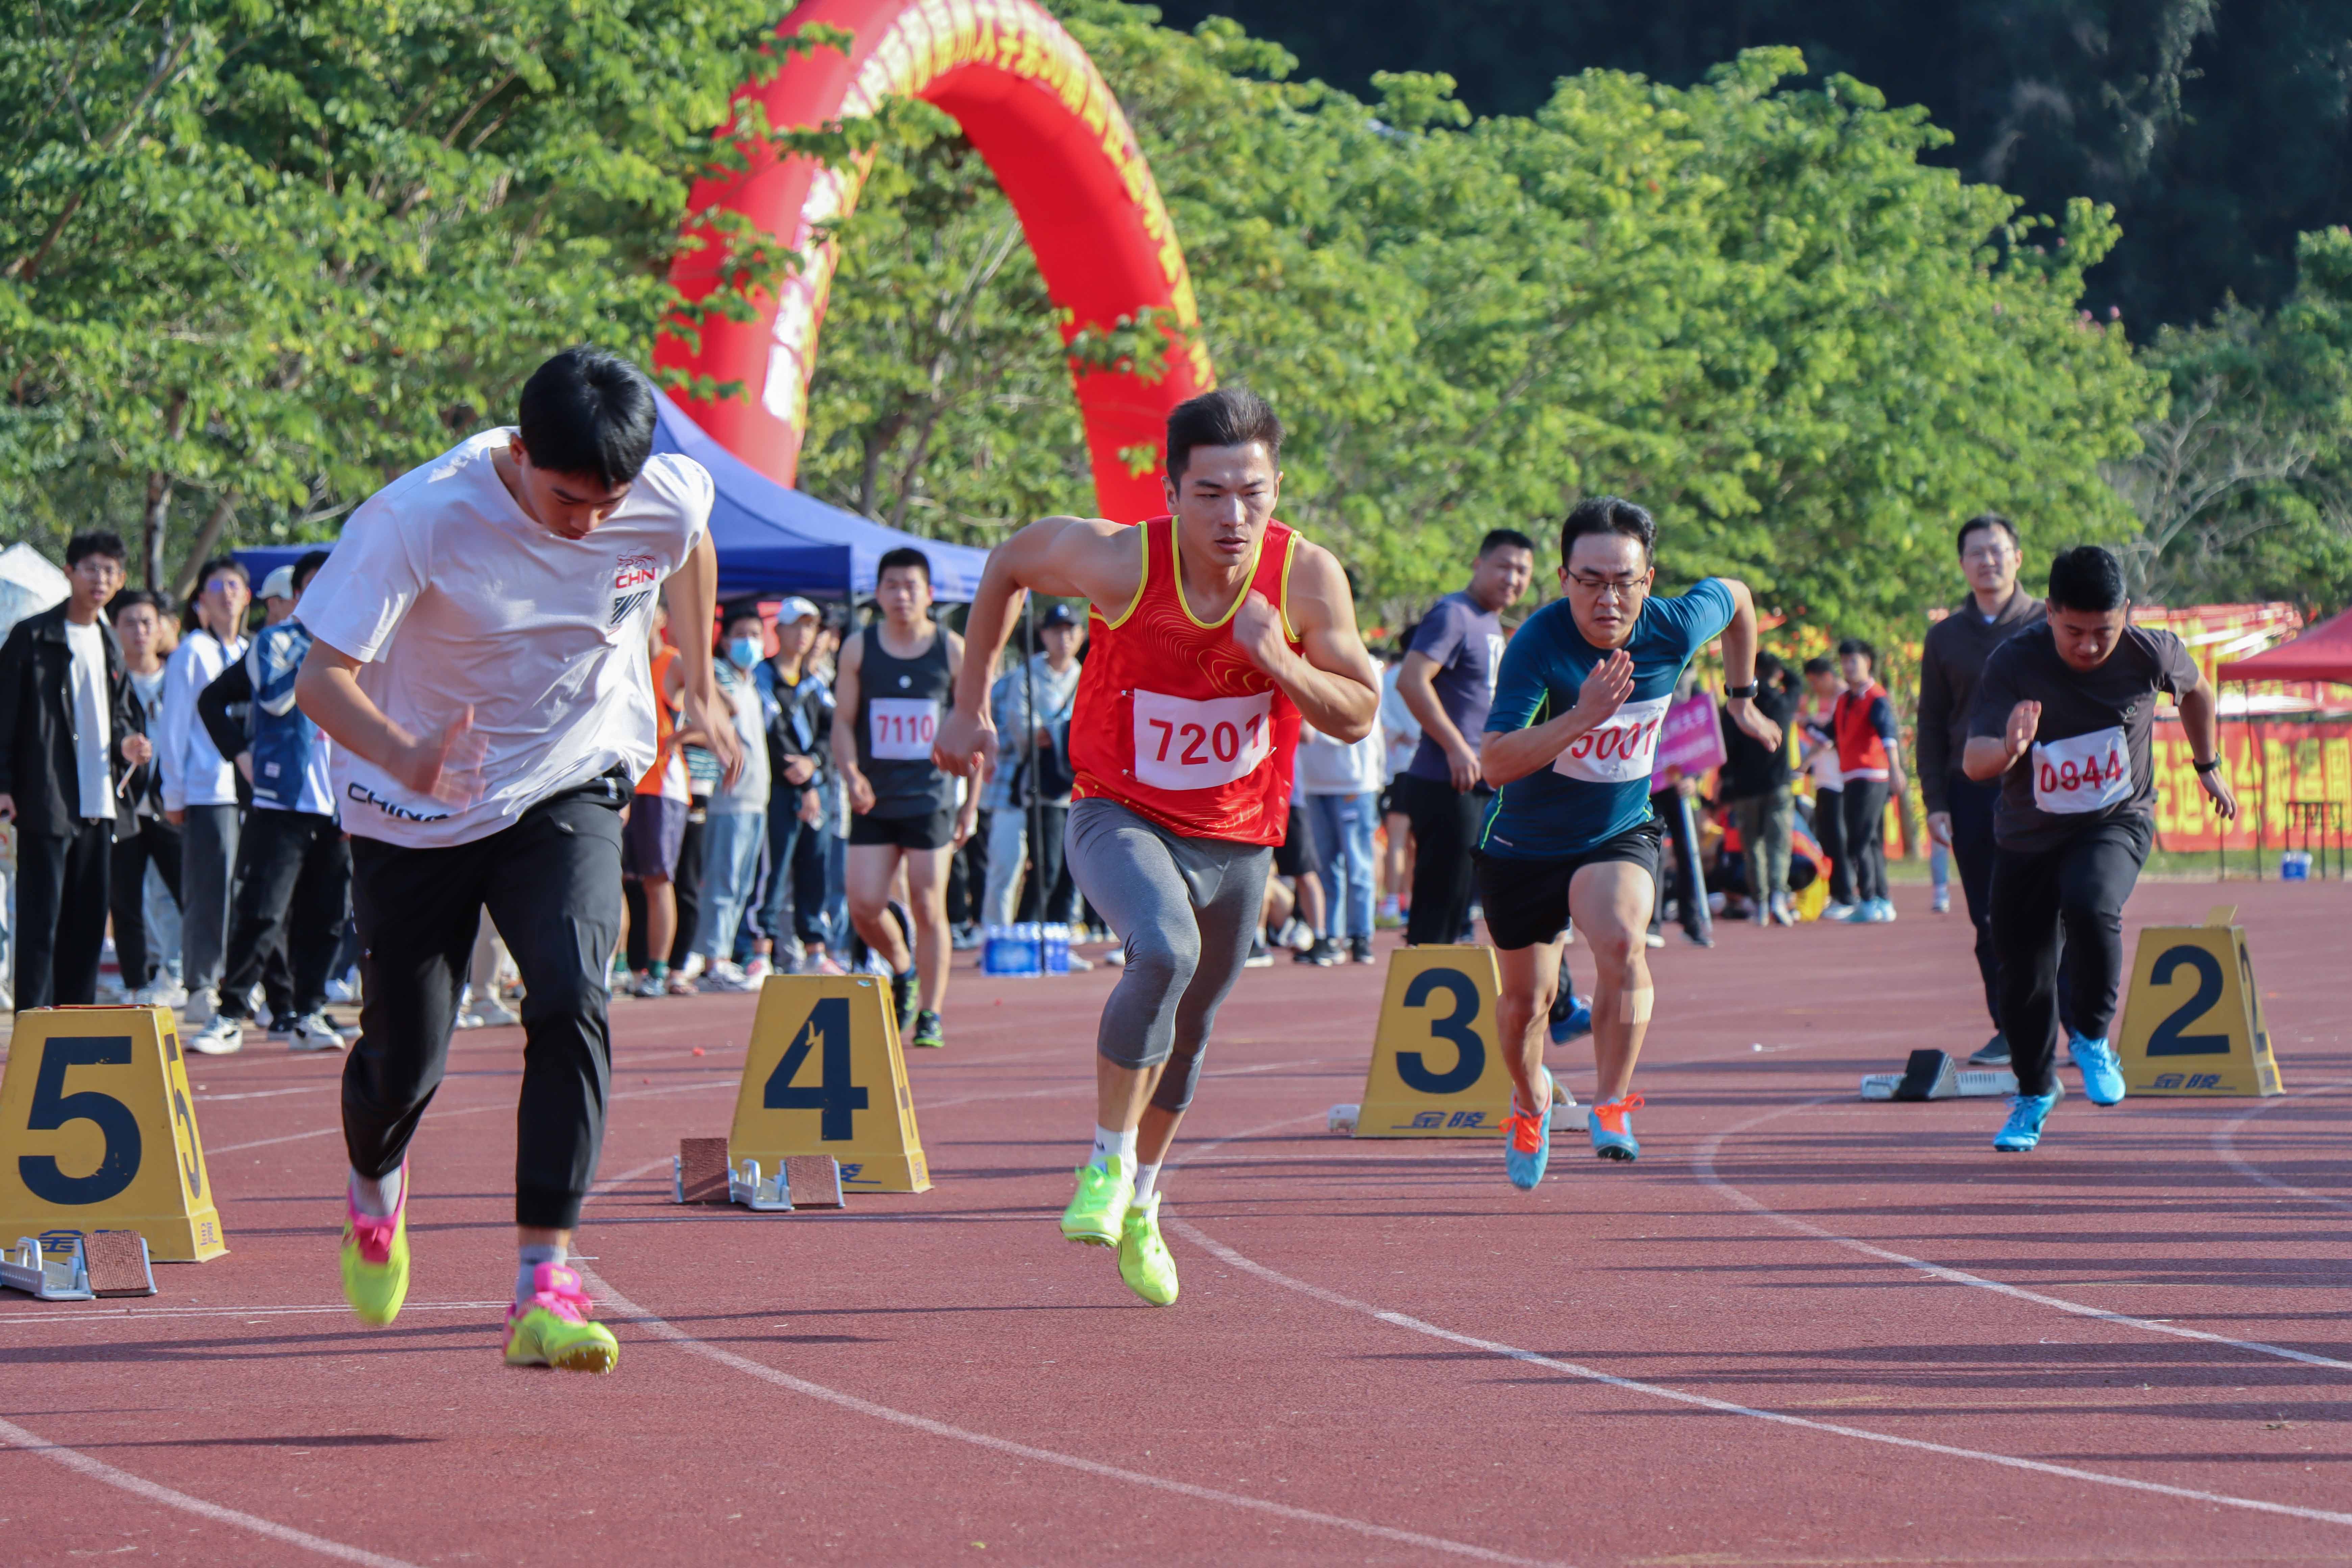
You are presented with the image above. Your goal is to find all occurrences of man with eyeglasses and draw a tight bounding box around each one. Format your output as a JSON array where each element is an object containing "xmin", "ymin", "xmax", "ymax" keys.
[
  {"xmin": 1916, "ymin": 513, "xmax": 2046, "ymax": 1067},
  {"xmin": 1475, "ymin": 496, "xmax": 1778, "ymax": 1184}
]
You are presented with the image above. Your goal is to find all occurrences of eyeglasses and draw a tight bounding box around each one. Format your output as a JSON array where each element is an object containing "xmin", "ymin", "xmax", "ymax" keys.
[
  {"xmin": 1565, "ymin": 573, "xmax": 1649, "ymax": 603},
  {"xmin": 1960, "ymin": 545, "xmax": 2016, "ymax": 565}
]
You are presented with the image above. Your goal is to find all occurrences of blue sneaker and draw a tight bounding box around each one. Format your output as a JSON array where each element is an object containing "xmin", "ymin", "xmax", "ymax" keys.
[
  {"xmin": 1502, "ymin": 1098, "xmax": 1551, "ymax": 1191},
  {"xmin": 1869, "ymin": 898, "xmax": 1899, "ymax": 924},
  {"xmin": 1548, "ymin": 994, "xmax": 1593, "ymax": 1044},
  {"xmin": 1589, "ymin": 1093, "xmax": 1644, "ymax": 1160},
  {"xmin": 1993, "ymin": 1091, "xmax": 2058, "ymax": 1151},
  {"xmin": 2069, "ymin": 1034, "xmax": 2126, "ymax": 1105},
  {"xmin": 1841, "ymin": 901, "xmax": 1875, "ymax": 923}
]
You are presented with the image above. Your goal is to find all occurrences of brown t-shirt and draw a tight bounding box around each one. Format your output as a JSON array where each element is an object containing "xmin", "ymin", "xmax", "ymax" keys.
[{"xmin": 1967, "ymin": 623, "xmax": 2200, "ymax": 852}]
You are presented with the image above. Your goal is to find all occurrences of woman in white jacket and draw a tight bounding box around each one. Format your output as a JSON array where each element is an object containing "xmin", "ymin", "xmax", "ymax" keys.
[{"xmin": 158, "ymin": 558, "xmax": 251, "ymax": 1023}]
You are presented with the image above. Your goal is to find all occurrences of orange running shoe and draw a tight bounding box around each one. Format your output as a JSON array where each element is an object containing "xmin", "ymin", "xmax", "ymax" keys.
[{"xmin": 1589, "ymin": 1092, "xmax": 1645, "ymax": 1161}]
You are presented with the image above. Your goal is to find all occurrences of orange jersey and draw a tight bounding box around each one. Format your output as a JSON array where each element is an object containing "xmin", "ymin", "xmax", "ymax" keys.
[{"xmin": 1069, "ymin": 515, "xmax": 1304, "ymax": 845}]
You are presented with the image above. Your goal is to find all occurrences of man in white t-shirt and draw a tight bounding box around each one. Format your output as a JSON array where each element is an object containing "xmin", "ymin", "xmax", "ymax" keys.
[{"xmin": 294, "ymin": 348, "xmax": 742, "ymax": 1375}]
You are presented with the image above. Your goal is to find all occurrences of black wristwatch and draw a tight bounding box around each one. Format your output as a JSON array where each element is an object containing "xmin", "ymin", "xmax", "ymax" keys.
[
  {"xmin": 2194, "ymin": 758, "xmax": 2222, "ymax": 774},
  {"xmin": 1725, "ymin": 682, "xmax": 1758, "ymax": 700}
]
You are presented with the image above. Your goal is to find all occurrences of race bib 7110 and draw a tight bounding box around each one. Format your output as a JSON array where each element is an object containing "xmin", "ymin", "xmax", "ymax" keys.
[
  {"xmin": 2032, "ymin": 726, "xmax": 2131, "ymax": 814},
  {"xmin": 867, "ymin": 698, "xmax": 938, "ymax": 761},
  {"xmin": 1133, "ymin": 688, "xmax": 1274, "ymax": 792},
  {"xmin": 1552, "ymin": 695, "xmax": 1670, "ymax": 784}
]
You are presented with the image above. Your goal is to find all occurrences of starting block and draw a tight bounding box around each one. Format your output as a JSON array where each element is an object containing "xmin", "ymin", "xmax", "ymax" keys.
[
  {"xmin": 0, "ymin": 1229, "xmax": 155, "ymax": 1300},
  {"xmin": 673, "ymin": 1137, "xmax": 846, "ymax": 1212},
  {"xmin": 1860, "ymin": 1049, "xmax": 2017, "ymax": 1101}
]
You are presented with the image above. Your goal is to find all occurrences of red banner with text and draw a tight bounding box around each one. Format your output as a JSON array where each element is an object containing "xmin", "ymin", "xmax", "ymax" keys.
[{"xmin": 2152, "ymin": 719, "xmax": 2352, "ymax": 852}]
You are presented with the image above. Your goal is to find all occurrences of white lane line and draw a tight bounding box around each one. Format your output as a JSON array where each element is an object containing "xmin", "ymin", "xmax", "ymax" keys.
[
  {"xmin": 1691, "ymin": 1097, "xmax": 2352, "ymax": 1373},
  {"xmin": 2214, "ymin": 1082, "xmax": 2352, "ymax": 1213},
  {"xmin": 1162, "ymin": 1116, "xmax": 2352, "ymax": 1532},
  {"xmin": 0, "ymin": 1415, "xmax": 420, "ymax": 1566},
  {"xmin": 578, "ymin": 1266, "xmax": 1563, "ymax": 1565},
  {"xmin": 572, "ymin": 1153, "xmax": 1560, "ymax": 1565},
  {"xmin": 195, "ymin": 1085, "xmax": 333, "ymax": 1102}
]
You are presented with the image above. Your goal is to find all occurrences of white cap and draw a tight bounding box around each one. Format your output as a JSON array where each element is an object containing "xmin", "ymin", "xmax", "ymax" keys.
[
  {"xmin": 258, "ymin": 565, "xmax": 296, "ymax": 601},
  {"xmin": 776, "ymin": 595, "xmax": 821, "ymax": 624}
]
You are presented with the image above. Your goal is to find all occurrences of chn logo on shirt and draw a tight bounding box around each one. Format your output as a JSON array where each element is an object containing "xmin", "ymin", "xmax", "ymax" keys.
[{"xmin": 609, "ymin": 551, "xmax": 660, "ymax": 628}]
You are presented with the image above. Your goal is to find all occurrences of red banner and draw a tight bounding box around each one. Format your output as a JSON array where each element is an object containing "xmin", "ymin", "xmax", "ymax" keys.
[{"xmin": 2152, "ymin": 719, "xmax": 2352, "ymax": 852}]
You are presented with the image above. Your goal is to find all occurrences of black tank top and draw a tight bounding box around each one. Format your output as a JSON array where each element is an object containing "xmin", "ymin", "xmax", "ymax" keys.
[{"xmin": 855, "ymin": 620, "xmax": 955, "ymax": 818}]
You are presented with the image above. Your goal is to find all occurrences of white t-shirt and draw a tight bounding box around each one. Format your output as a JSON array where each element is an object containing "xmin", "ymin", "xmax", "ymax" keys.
[
  {"xmin": 298, "ymin": 428, "xmax": 713, "ymax": 849},
  {"xmin": 64, "ymin": 618, "xmax": 114, "ymax": 821}
]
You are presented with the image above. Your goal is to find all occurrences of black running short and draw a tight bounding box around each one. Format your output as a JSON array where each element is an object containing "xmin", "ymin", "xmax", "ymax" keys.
[
  {"xmin": 1272, "ymin": 801, "xmax": 1324, "ymax": 881},
  {"xmin": 848, "ymin": 807, "xmax": 957, "ymax": 851},
  {"xmin": 1473, "ymin": 817, "xmax": 1663, "ymax": 951}
]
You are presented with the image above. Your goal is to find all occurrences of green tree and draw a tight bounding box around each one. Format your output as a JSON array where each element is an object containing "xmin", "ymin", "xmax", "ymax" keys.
[{"xmin": 1, "ymin": 0, "xmax": 839, "ymax": 594}]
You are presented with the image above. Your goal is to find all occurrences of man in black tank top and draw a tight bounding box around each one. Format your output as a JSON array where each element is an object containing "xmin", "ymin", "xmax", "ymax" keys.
[{"xmin": 832, "ymin": 547, "xmax": 976, "ymax": 1049}]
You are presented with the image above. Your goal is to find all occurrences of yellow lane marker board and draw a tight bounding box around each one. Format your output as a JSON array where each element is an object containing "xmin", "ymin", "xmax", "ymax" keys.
[
  {"xmin": 2116, "ymin": 904, "xmax": 2282, "ymax": 1097},
  {"xmin": 0, "ymin": 1005, "xmax": 226, "ymax": 1261},
  {"xmin": 730, "ymin": 975, "xmax": 930, "ymax": 1192},
  {"xmin": 1352, "ymin": 945, "xmax": 1516, "ymax": 1137}
]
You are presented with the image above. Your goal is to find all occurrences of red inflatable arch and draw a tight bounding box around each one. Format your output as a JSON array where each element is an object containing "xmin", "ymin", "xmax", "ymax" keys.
[{"xmin": 656, "ymin": 0, "xmax": 1214, "ymax": 522}]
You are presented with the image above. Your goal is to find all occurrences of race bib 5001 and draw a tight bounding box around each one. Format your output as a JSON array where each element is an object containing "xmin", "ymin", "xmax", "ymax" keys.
[
  {"xmin": 1552, "ymin": 695, "xmax": 1670, "ymax": 784},
  {"xmin": 2032, "ymin": 726, "xmax": 2131, "ymax": 814},
  {"xmin": 867, "ymin": 698, "xmax": 939, "ymax": 761},
  {"xmin": 1133, "ymin": 688, "xmax": 1274, "ymax": 792}
]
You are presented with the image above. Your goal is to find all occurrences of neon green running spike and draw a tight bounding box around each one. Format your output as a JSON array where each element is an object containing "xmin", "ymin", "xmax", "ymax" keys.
[
  {"xmin": 340, "ymin": 1183, "xmax": 410, "ymax": 1327},
  {"xmin": 1118, "ymin": 1193, "xmax": 1179, "ymax": 1306},
  {"xmin": 1060, "ymin": 1157, "xmax": 1132, "ymax": 1247},
  {"xmin": 503, "ymin": 1264, "xmax": 619, "ymax": 1374}
]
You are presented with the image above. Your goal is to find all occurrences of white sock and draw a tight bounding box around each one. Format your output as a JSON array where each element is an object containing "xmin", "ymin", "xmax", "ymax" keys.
[
  {"xmin": 516, "ymin": 1242, "xmax": 566, "ymax": 1303},
  {"xmin": 350, "ymin": 1166, "xmax": 402, "ymax": 1219},
  {"xmin": 1132, "ymin": 1162, "xmax": 1163, "ymax": 1204},
  {"xmin": 1089, "ymin": 1124, "xmax": 1138, "ymax": 1170}
]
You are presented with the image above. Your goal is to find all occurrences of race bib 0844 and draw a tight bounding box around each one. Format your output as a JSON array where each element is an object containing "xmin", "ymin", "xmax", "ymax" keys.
[
  {"xmin": 1552, "ymin": 695, "xmax": 1670, "ymax": 784},
  {"xmin": 867, "ymin": 698, "xmax": 939, "ymax": 761},
  {"xmin": 2033, "ymin": 725, "xmax": 2132, "ymax": 814},
  {"xmin": 1133, "ymin": 688, "xmax": 1274, "ymax": 792}
]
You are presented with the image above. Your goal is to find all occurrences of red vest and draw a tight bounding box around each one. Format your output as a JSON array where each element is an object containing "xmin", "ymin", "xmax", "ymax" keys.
[
  {"xmin": 1069, "ymin": 516, "xmax": 1303, "ymax": 845},
  {"xmin": 1832, "ymin": 683, "xmax": 1892, "ymax": 779}
]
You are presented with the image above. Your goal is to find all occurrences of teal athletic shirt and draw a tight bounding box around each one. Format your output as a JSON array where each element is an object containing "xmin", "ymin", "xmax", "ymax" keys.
[{"xmin": 1478, "ymin": 579, "xmax": 1736, "ymax": 860}]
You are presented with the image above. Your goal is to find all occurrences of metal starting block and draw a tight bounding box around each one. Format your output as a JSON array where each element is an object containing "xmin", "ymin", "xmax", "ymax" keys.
[
  {"xmin": 1, "ymin": 1233, "xmax": 93, "ymax": 1300},
  {"xmin": 673, "ymin": 1138, "xmax": 845, "ymax": 1212},
  {"xmin": 1860, "ymin": 1050, "xmax": 2019, "ymax": 1101}
]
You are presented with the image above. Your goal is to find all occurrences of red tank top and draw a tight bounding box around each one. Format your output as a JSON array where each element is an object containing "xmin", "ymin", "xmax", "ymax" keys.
[{"xmin": 1069, "ymin": 516, "xmax": 1304, "ymax": 845}]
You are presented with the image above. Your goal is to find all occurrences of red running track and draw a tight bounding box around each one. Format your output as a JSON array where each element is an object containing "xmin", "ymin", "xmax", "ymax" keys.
[{"xmin": 3, "ymin": 878, "xmax": 2348, "ymax": 1565}]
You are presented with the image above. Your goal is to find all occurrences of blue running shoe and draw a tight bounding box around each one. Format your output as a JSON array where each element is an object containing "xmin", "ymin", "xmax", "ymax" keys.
[
  {"xmin": 1993, "ymin": 1091, "xmax": 2058, "ymax": 1151},
  {"xmin": 2068, "ymin": 1034, "xmax": 2126, "ymax": 1105},
  {"xmin": 1548, "ymin": 994, "xmax": 1593, "ymax": 1044},
  {"xmin": 1589, "ymin": 1093, "xmax": 1644, "ymax": 1160},
  {"xmin": 1502, "ymin": 1099, "xmax": 1551, "ymax": 1191}
]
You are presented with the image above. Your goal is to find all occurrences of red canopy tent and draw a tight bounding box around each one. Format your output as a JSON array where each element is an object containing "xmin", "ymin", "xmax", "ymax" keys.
[{"xmin": 2215, "ymin": 607, "xmax": 2352, "ymax": 875}]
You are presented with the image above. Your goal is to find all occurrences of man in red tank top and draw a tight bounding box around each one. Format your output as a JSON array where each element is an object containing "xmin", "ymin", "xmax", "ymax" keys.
[{"xmin": 934, "ymin": 387, "xmax": 1380, "ymax": 1306}]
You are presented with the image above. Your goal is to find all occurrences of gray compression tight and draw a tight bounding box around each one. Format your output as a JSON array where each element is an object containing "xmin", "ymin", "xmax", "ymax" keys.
[{"xmin": 1063, "ymin": 797, "xmax": 1273, "ymax": 1114}]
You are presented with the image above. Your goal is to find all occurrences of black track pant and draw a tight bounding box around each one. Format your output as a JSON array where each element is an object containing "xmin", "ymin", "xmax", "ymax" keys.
[
  {"xmin": 108, "ymin": 816, "xmax": 182, "ymax": 992},
  {"xmin": 1394, "ymin": 771, "xmax": 1484, "ymax": 946},
  {"xmin": 15, "ymin": 819, "xmax": 109, "ymax": 1009},
  {"xmin": 1948, "ymin": 771, "xmax": 2076, "ymax": 1040},
  {"xmin": 217, "ymin": 809, "xmax": 350, "ymax": 1023},
  {"xmin": 1990, "ymin": 816, "xmax": 2150, "ymax": 1098},
  {"xmin": 342, "ymin": 779, "xmax": 627, "ymax": 1231},
  {"xmin": 1838, "ymin": 778, "xmax": 1891, "ymax": 904}
]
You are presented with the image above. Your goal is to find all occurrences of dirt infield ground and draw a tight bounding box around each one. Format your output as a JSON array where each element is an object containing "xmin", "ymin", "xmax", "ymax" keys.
[{"xmin": 2, "ymin": 876, "xmax": 2347, "ymax": 1565}]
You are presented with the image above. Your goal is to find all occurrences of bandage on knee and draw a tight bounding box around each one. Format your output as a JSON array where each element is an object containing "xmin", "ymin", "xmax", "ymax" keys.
[{"xmin": 1619, "ymin": 986, "xmax": 1655, "ymax": 1024}]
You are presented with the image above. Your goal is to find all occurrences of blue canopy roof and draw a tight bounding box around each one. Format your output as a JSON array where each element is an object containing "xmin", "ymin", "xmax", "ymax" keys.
[{"xmin": 235, "ymin": 392, "xmax": 990, "ymax": 602}]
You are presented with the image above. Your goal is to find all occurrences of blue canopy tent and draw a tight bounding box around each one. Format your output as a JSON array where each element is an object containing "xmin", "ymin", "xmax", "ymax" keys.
[{"xmin": 234, "ymin": 390, "xmax": 989, "ymax": 602}]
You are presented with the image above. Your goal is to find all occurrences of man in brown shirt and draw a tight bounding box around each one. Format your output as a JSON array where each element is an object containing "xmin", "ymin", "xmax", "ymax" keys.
[{"xmin": 1915, "ymin": 513, "xmax": 2045, "ymax": 1065}]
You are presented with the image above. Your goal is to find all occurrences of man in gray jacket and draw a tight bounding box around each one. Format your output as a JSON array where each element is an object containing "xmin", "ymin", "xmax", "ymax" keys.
[{"xmin": 1916, "ymin": 513, "xmax": 2045, "ymax": 1066}]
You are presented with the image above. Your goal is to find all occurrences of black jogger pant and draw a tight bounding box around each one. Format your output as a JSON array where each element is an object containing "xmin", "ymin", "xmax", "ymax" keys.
[
  {"xmin": 1838, "ymin": 778, "xmax": 1891, "ymax": 905},
  {"xmin": 1395, "ymin": 771, "xmax": 1484, "ymax": 946},
  {"xmin": 1949, "ymin": 770, "xmax": 2075, "ymax": 1041},
  {"xmin": 1989, "ymin": 815, "xmax": 2150, "ymax": 1098},
  {"xmin": 108, "ymin": 816, "xmax": 182, "ymax": 991},
  {"xmin": 15, "ymin": 819, "xmax": 110, "ymax": 1009},
  {"xmin": 342, "ymin": 779, "xmax": 627, "ymax": 1231},
  {"xmin": 217, "ymin": 809, "xmax": 351, "ymax": 1023}
]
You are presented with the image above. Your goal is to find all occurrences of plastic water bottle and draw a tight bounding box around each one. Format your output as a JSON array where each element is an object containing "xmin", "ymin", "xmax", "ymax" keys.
[
  {"xmin": 2281, "ymin": 849, "xmax": 2312, "ymax": 882},
  {"xmin": 983, "ymin": 923, "xmax": 1038, "ymax": 976},
  {"xmin": 1045, "ymin": 922, "xmax": 1070, "ymax": 975}
]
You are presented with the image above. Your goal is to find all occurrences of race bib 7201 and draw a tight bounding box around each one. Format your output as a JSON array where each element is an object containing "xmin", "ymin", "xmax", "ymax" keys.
[
  {"xmin": 2032, "ymin": 725, "xmax": 2131, "ymax": 814},
  {"xmin": 1552, "ymin": 695, "xmax": 1670, "ymax": 784},
  {"xmin": 1133, "ymin": 688, "xmax": 1274, "ymax": 792},
  {"xmin": 867, "ymin": 698, "xmax": 939, "ymax": 761}
]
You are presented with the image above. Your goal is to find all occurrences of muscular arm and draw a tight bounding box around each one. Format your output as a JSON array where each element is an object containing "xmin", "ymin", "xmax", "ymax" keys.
[
  {"xmin": 1712, "ymin": 579, "xmax": 1780, "ymax": 752},
  {"xmin": 1395, "ymin": 652, "xmax": 1474, "ymax": 787},
  {"xmin": 2178, "ymin": 678, "xmax": 2239, "ymax": 818},
  {"xmin": 935, "ymin": 516, "xmax": 1140, "ymax": 775},
  {"xmin": 661, "ymin": 531, "xmax": 740, "ymax": 787},
  {"xmin": 830, "ymin": 626, "xmax": 870, "ymax": 813},
  {"xmin": 1232, "ymin": 543, "xmax": 1379, "ymax": 742}
]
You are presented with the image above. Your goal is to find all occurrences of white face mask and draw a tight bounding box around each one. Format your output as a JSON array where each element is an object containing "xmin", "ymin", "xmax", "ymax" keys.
[{"xmin": 728, "ymin": 637, "xmax": 762, "ymax": 671}]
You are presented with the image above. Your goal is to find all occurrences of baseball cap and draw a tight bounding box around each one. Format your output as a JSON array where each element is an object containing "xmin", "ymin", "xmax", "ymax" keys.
[
  {"xmin": 1039, "ymin": 603, "xmax": 1079, "ymax": 628},
  {"xmin": 258, "ymin": 565, "xmax": 296, "ymax": 601},
  {"xmin": 777, "ymin": 595, "xmax": 821, "ymax": 624}
]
